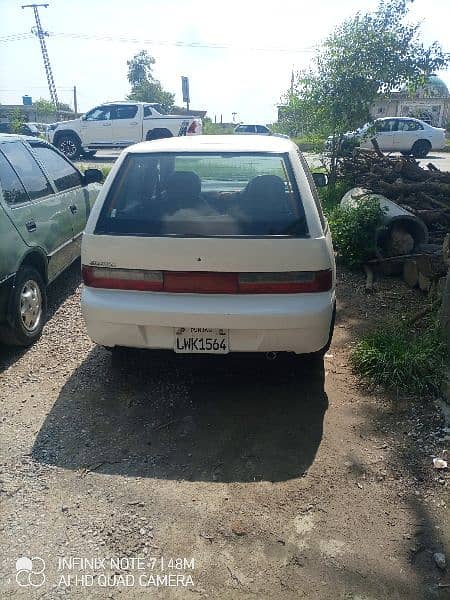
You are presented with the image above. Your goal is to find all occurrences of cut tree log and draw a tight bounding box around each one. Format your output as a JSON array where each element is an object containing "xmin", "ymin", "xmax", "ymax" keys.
[
  {"xmin": 403, "ymin": 260, "xmax": 419, "ymax": 288},
  {"xmin": 416, "ymin": 253, "xmax": 447, "ymax": 278},
  {"xmin": 439, "ymin": 268, "xmax": 450, "ymax": 350},
  {"xmin": 364, "ymin": 264, "xmax": 374, "ymax": 292},
  {"xmin": 418, "ymin": 271, "xmax": 431, "ymax": 293},
  {"xmin": 337, "ymin": 150, "xmax": 450, "ymax": 246}
]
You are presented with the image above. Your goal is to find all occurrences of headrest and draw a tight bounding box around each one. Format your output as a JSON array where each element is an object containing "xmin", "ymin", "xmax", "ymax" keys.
[
  {"xmin": 167, "ymin": 171, "xmax": 201, "ymax": 201},
  {"xmin": 245, "ymin": 175, "xmax": 285, "ymax": 198}
]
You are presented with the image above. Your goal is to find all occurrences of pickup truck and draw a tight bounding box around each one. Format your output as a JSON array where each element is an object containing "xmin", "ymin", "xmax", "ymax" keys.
[{"xmin": 47, "ymin": 102, "xmax": 202, "ymax": 159}]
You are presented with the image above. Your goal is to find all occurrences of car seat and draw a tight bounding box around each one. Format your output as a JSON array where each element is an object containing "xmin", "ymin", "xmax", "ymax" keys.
[
  {"xmin": 166, "ymin": 171, "xmax": 201, "ymax": 212},
  {"xmin": 241, "ymin": 175, "xmax": 289, "ymax": 219}
]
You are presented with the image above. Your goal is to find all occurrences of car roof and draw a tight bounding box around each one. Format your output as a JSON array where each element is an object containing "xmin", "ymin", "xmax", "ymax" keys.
[
  {"xmin": 0, "ymin": 133, "xmax": 37, "ymax": 144},
  {"xmin": 102, "ymin": 101, "xmax": 149, "ymax": 106},
  {"xmin": 127, "ymin": 134, "xmax": 295, "ymax": 154},
  {"xmin": 377, "ymin": 116, "xmax": 422, "ymax": 122}
]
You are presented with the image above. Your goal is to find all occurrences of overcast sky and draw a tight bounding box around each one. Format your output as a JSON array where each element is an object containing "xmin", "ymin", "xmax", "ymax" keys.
[{"xmin": 0, "ymin": 0, "xmax": 449, "ymax": 123}]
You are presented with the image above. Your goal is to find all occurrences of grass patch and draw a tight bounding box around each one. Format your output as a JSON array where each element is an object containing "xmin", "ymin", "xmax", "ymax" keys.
[{"xmin": 351, "ymin": 316, "xmax": 447, "ymax": 398}]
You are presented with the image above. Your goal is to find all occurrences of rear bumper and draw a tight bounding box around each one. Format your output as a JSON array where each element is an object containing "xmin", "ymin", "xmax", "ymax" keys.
[{"xmin": 81, "ymin": 287, "xmax": 335, "ymax": 354}]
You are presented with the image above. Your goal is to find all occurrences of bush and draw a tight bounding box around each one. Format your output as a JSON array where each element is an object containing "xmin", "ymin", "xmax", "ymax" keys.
[
  {"xmin": 351, "ymin": 317, "xmax": 447, "ymax": 397},
  {"xmin": 326, "ymin": 196, "xmax": 385, "ymax": 268},
  {"xmin": 318, "ymin": 179, "xmax": 353, "ymax": 216}
]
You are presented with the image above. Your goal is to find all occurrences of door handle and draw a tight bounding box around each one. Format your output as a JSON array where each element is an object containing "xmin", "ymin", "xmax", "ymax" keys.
[
  {"xmin": 26, "ymin": 220, "xmax": 36, "ymax": 232},
  {"xmin": 130, "ymin": 121, "xmax": 138, "ymax": 125},
  {"xmin": 69, "ymin": 204, "xmax": 78, "ymax": 214},
  {"xmin": 102, "ymin": 122, "xmax": 112, "ymax": 126}
]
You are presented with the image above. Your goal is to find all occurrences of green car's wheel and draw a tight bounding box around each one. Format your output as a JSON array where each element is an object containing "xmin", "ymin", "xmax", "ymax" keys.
[{"xmin": 0, "ymin": 266, "xmax": 46, "ymax": 346}]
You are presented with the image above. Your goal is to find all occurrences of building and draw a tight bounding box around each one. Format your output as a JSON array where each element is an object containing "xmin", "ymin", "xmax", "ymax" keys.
[
  {"xmin": 370, "ymin": 75, "xmax": 449, "ymax": 127},
  {"xmin": 0, "ymin": 104, "xmax": 77, "ymax": 125}
]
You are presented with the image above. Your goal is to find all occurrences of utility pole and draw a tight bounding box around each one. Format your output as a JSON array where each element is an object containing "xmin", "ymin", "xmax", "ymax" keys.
[
  {"xmin": 73, "ymin": 85, "xmax": 77, "ymax": 114},
  {"xmin": 22, "ymin": 3, "xmax": 59, "ymax": 110}
]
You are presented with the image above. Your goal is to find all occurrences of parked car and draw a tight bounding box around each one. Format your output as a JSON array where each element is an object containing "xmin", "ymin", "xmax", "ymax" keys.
[
  {"xmin": 28, "ymin": 122, "xmax": 50, "ymax": 136},
  {"xmin": 47, "ymin": 102, "xmax": 203, "ymax": 160},
  {"xmin": 234, "ymin": 124, "xmax": 271, "ymax": 135},
  {"xmin": 326, "ymin": 117, "xmax": 446, "ymax": 157},
  {"xmin": 81, "ymin": 135, "xmax": 336, "ymax": 359},
  {"xmin": 0, "ymin": 122, "xmax": 40, "ymax": 137},
  {"xmin": 0, "ymin": 134, "xmax": 103, "ymax": 346}
]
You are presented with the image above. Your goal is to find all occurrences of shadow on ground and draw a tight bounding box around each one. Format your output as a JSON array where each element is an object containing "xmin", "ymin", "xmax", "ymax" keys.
[
  {"xmin": 32, "ymin": 349, "xmax": 327, "ymax": 483},
  {"xmin": 0, "ymin": 260, "xmax": 81, "ymax": 372}
]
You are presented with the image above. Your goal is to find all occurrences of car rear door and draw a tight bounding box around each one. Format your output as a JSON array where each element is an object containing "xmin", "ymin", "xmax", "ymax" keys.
[
  {"xmin": 30, "ymin": 141, "xmax": 90, "ymax": 259},
  {"xmin": 0, "ymin": 144, "xmax": 37, "ymax": 248},
  {"xmin": 374, "ymin": 119, "xmax": 397, "ymax": 151},
  {"xmin": 394, "ymin": 119, "xmax": 424, "ymax": 151},
  {"xmin": 83, "ymin": 150, "xmax": 332, "ymax": 285},
  {"xmin": 112, "ymin": 104, "xmax": 140, "ymax": 146},
  {"xmin": 81, "ymin": 105, "xmax": 115, "ymax": 147},
  {"xmin": 1, "ymin": 140, "xmax": 75, "ymax": 281}
]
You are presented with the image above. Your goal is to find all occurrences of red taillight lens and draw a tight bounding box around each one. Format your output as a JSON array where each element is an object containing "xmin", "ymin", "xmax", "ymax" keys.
[
  {"xmin": 164, "ymin": 271, "xmax": 238, "ymax": 293},
  {"xmin": 187, "ymin": 120, "xmax": 198, "ymax": 134},
  {"xmin": 82, "ymin": 266, "xmax": 332, "ymax": 294},
  {"xmin": 82, "ymin": 266, "xmax": 163, "ymax": 291},
  {"xmin": 238, "ymin": 270, "xmax": 332, "ymax": 293}
]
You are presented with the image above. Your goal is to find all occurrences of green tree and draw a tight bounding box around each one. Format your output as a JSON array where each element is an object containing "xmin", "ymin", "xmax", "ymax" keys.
[
  {"xmin": 279, "ymin": 0, "xmax": 448, "ymax": 183},
  {"xmin": 126, "ymin": 50, "xmax": 175, "ymax": 112},
  {"xmin": 10, "ymin": 108, "xmax": 25, "ymax": 133},
  {"xmin": 33, "ymin": 98, "xmax": 55, "ymax": 114},
  {"xmin": 33, "ymin": 98, "xmax": 73, "ymax": 114}
]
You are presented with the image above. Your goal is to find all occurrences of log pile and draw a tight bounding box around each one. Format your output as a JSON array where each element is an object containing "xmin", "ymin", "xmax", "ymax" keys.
[{"xmin": 337, "ymin": 150, "xmax": 450, "ymax": 245}]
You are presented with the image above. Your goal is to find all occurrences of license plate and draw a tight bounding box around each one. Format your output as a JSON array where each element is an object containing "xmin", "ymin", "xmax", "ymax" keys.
[{"xmin": 174, "ymin": 327, "xmax": 229, "ymax": 354}]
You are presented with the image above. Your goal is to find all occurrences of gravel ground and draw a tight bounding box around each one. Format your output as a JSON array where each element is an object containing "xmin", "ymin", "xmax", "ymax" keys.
[{"xmin": 0, "ymin": 263, "xmax": 449, "ymax": 599}]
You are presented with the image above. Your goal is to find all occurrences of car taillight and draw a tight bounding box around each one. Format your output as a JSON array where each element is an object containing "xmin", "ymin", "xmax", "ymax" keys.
[
  {"xmin": 187, "ymin": 120, "xmax": 199, "ymax": 134},
  {"xmin": 82, "ymin": 266, "xmax": 163, "ymax": 291},
  {"xmin": 164, "ymin": 271, "xmax": 238, "ymax": 293},
  {"xmin": 238, "ymin": 270, "xmax": 332, "ymax": 293},
  {"xmin": 82, "ymin": 267, "xmax": 332, "ymax": 294}
]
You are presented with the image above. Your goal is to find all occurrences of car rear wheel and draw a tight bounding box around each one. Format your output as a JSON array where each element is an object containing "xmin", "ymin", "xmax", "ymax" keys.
[
  {"xmin": 0, "ymin": 267, "xmax": 46, "ymax": 346},
  {"xmin": 57, "ymin": 134, "xmax": 81, "ymax": 160},
  {"xmin": 146, "ymin": 129, "xmax": 172, "ymax": 141},
  {"xmin": 411, "ymin": 139, "xmax": 431, "ymax": 158}
]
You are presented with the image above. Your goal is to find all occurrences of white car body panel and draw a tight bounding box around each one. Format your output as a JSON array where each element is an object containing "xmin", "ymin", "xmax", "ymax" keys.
[{"xmin": 81, "ymin": 135, "xmax": 335, "ymax": 354}]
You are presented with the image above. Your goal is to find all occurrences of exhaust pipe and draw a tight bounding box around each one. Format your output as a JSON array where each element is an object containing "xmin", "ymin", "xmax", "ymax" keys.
[{"xmin": 266, "ymin": 351, "xmax": 278, "ymax": 361}]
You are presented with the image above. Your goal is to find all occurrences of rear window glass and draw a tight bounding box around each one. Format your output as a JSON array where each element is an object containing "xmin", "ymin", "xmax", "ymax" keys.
[{"xmin": 95, "ymin": 153, "xmax": 308, "ymax": 237}]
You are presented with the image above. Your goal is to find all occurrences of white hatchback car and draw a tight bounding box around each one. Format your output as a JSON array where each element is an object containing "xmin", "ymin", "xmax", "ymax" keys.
[{"xmin": 81, "ymin": 135, "xmax": 336, "ymax": 358}]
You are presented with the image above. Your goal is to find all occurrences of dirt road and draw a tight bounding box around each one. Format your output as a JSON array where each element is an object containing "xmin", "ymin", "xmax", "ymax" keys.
[{"xmin": 0, "ymin": 265, "xmax": 448, "ymax": 598}]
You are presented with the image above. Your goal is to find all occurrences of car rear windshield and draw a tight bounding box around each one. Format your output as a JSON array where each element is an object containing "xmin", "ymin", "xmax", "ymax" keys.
[{"xmin": 94, "ymin": 152, "xmax": 308, "ymax": 238}]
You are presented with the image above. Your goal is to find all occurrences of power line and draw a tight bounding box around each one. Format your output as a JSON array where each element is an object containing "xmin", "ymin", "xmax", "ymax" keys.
[{"xmin": 0, "ymin": 30, "xmax": 315, "ymax": 53}]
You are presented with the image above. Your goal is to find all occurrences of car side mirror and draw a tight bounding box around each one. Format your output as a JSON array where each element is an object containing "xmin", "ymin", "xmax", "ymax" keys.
[
  {"xmin": 312, "ymin": 172, "xmax": 328, "ymax": 188},
  {"xmin": 81, "ymin": 115, "xmax": 86, "ymax": 121},
  {"xmin": 83, "ymin": 168, "xmax": 103, "ymax": 185}
]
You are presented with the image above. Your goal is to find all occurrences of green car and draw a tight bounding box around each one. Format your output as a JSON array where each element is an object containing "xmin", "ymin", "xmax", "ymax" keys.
[{"xmin": 0, "ymin": 134, "xmax": 103, "ymax": 346}]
